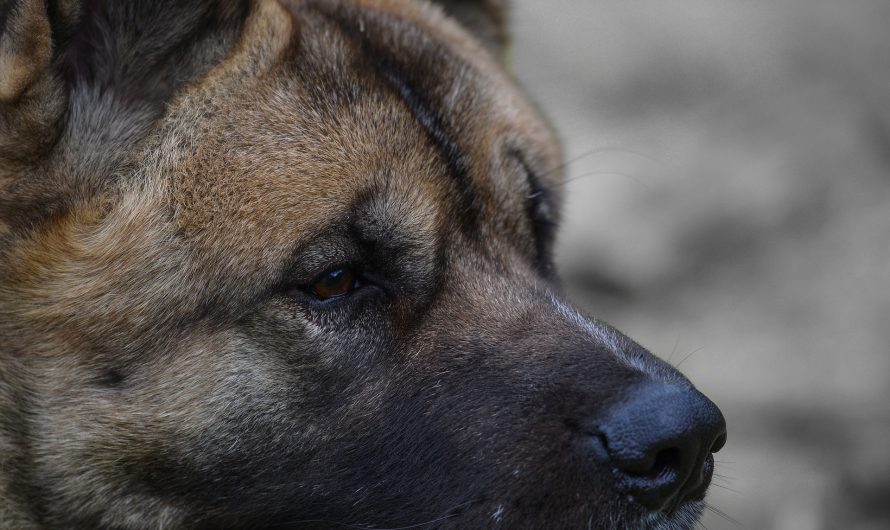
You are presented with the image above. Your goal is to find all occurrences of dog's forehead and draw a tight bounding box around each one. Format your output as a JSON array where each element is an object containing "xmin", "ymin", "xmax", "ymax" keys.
[{"xmin": 148, "ymin": 0, "xmax": 559, "ymax": 272}]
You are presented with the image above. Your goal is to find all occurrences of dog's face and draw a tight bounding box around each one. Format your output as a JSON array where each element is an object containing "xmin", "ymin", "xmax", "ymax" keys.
[{"xmin": 0, "ymin": 0, "xmax": 725, "ymax": 528}]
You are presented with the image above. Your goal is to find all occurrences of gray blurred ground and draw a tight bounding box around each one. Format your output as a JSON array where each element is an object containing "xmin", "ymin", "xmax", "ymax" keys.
[{"xmin": 508, "ymin": 0, "xmax": 890, "ymax": 528}]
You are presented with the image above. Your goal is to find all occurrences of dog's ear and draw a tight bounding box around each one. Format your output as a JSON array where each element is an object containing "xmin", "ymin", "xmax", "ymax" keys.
[
  {"xmin": 0, "ymin": 0, "xmax": 83, "ymax": 239},
  {"xmin": 0, "ymin": 0, "xmax": 80, "ymax": 160},
  {"xmin": 428, "ymin": 0, "xmax": 508, "ymax": 58},
  {"xmin": 0, "ymin": 0, "xmax": 53, "ymax": 103}
]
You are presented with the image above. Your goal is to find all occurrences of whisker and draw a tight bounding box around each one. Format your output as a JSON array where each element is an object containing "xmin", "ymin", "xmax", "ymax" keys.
[
  {"xmin": 709, "ymin": 482, "xmax": 743, "ymax": 495},
  {"xmin": 675, "ymin": 347, "xmax": 704, "ymax": 368},
  {"xmin": 666, "ymin": 336, "xmax": 682, "ymax": 363},
  {"xmin": 550, "ymin": 170, "xmax": 652, "ymax": 190},
  {"xmin": 705, "ymin": 503, "xmax": 744, "ymax": 527},
  {"xmin": 538, "ymin": 145, "xmax": 659, "ymax": 180}
]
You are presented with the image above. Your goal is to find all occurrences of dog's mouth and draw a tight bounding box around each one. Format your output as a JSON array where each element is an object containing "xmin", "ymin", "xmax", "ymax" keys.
[
  {"xmin": 594, "ymin": 480, "xmax": 713, "ymax": 530},
  {"xmin": 611, "ymin": 448, "xmax": 719, "ymax": 515},
  {"xmin": 615, "ymin": 447, "xmax": 720, "ymax": 530},
  {"xmin": 446, "ymin": 493, "xmax": 708, "ymax": 529}
]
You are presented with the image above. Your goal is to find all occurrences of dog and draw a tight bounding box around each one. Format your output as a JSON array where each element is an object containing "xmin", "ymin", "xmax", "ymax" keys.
[{"xmin": 0, "ymin": 0, "xmax": 726, "ymax": 527}]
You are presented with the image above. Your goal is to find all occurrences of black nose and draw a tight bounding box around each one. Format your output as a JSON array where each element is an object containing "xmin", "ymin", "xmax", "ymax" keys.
[{"xmin": 594, "ymin": 383, "xmax": 727, "ymax": 512}]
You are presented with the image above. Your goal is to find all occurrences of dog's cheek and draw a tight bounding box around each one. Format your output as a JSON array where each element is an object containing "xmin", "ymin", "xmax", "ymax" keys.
[
  {"xmin": 23, "ymin": 331, "xmax": 296, "ymax": 521},
  {"xmin": 102, "ymin": 325, "xmax": 389, "ymax": 514}
]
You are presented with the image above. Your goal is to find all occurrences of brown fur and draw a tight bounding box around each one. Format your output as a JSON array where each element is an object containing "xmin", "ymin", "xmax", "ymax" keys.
[{"xmin": 1, "ymin": 1, "xmax": 720, "ymax": 528}]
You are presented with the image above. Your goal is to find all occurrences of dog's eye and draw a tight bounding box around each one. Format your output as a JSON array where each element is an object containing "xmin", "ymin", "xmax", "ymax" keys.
[{"xmin": 310, "ymin": 268, "xmax": 360, "ymax": 300}]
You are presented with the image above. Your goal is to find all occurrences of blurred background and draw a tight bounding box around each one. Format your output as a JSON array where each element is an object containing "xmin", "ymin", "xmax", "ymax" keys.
[{"xmin": 508, "ymin": 0, "xmax": 890, "ymax": 528}]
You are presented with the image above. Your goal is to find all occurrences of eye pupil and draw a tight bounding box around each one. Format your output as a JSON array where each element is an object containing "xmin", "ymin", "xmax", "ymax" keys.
[{"xmin": 311, "ymin": 268, "xmax": 358, "ymax": 300}]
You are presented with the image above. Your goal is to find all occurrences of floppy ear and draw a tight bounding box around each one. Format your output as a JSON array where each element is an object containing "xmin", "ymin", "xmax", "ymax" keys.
[
  {"xmin": 428, "ymin": 0, "xmax": 508, "ymax": 58},
  {"xmin": 0, "ymin": 0, "xmax": 77, "ymax": 160}
]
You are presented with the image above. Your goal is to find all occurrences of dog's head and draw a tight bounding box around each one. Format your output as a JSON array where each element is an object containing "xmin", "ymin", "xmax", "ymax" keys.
[{"xmin": 0, "ymin": 0, "xmax": 725, "ymax": 527}]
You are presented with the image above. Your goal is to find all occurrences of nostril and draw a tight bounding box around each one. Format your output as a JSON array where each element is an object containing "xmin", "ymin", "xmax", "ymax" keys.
[
  {"xmin": 589, "ymin": 383, "xmax": 727, "ymax": 513},
  {"xmin": 612, "ymin": 445, "xmax": 682, "ymax": 481},
  {"xmin": 711, "ymin": 431, "xmax": 727, "ymax": 454},
  {"xmin": 644, "ymin": 447, "xmax": 681, "ymax": 481}
]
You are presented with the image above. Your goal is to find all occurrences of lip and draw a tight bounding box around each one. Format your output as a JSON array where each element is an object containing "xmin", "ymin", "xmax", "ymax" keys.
[
  {"xmin": 619, "ymin": 476, "xmax": 710, "ymax": 530},
  {"xmin": 636, "ymin": 498, "xmax": 707, "ymax": 530}
]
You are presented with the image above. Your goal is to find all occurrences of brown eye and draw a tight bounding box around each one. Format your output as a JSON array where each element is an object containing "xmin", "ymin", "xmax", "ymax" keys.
[{"xmin": 310, "ymin": 268, "xmax": 359, "ymax": 300}]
